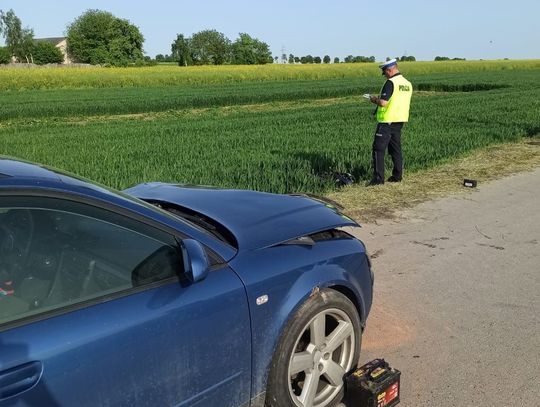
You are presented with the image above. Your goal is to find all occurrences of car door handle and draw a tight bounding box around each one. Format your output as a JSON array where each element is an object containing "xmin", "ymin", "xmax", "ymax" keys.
[{"xmin": 0, "ymin": 361, "xmax": 43, "ymax": 400}]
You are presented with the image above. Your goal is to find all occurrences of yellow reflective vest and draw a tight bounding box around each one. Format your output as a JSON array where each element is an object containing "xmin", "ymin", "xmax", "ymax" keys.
[{"xmin": 376, "ymin": 74, "xmax": 413, "ymax": 123}]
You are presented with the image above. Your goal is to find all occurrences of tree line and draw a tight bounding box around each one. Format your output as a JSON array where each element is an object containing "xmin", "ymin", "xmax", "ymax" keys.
[
  {"xmin": 1, "ymin": 8, "xmax": 465, "ymax": 67},
  {"xmin": 170, "ymin": 31, "xmax": 272, "ymax": 66},
  {"xmin": 0, "ymin": 9, "xmax": 145, "ymax": 66},
  {"xmin": 434, "ymin": 56, "xmax": 466, "ymax": 61}
]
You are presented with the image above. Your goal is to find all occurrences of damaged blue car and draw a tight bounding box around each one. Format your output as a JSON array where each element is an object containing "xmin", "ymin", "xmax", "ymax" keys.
[{"xmin": 0, "ymin": 157, "xmax": 373, "ymax": 407}]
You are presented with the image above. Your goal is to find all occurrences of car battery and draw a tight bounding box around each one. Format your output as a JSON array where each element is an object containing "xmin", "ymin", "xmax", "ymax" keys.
[{"xmin": 343, "ymin": 359, "xmax": 400, "ymax": 407}]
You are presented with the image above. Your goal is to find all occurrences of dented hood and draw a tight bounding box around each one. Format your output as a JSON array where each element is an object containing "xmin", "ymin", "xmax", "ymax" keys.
[{"xmin": 124, "ymin": 183, "xmax": 358, "ymax": 251}]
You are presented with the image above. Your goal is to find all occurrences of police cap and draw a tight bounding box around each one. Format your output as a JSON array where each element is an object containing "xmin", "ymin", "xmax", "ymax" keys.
[{"xmin": 379, "ymin": 58, "xmax": 398, "ymax": 74}]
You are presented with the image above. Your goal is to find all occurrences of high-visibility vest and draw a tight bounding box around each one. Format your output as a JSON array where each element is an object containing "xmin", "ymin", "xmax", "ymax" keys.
[{"xmin": 376, "ymin": 74, "xmax": 413, "ymax": 123}]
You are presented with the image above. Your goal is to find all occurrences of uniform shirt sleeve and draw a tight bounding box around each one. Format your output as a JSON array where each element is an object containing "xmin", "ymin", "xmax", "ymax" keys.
[{"xmin": 379, "ymin": 80, "xmax": 394, "ymax": 101}]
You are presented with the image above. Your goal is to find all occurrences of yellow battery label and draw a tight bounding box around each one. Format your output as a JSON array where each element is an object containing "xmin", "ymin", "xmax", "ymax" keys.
[
  {"xmin": 370, "ymin": 367, "xmax": 386, "ymax": 378},
  {"xmin": 353, "ymin": 369, "xmax": 366, "ymax": 377}
]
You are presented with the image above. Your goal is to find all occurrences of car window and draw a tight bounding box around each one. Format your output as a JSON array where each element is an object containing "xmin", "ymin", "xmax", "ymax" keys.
[{"xmin": 0, "ymin": 197, "xmax": 182, "ymax": 327}]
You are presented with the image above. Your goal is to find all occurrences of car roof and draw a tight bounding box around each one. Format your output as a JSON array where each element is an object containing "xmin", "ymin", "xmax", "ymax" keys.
[
  {"xmin": 0, "ymin": 156, "xmax": 128, "ymax": 199},
  {"xmin": 0, "ymin": 157, "xmax": 63, "ymax": 181}
]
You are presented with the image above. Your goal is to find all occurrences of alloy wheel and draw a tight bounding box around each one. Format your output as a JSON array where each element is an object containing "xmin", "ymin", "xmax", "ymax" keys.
[{"xmin": 287, "ymin": 308, "xmax": 356, "ymax": 407}]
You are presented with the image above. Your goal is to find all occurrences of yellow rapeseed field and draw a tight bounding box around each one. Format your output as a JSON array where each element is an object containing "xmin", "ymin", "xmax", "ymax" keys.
[{"xmin": 0, "ymin": 59, "xmax": 538, "ymax": 91}]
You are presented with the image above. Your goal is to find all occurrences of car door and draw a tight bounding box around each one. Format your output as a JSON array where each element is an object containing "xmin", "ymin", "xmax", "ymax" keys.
[{"xmin": 0, "ymin": 195, "xmax": 251, "ymax": 407}]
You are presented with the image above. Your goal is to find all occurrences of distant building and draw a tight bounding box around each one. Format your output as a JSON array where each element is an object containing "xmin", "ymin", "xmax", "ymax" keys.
[{"xmin": 34, "ymin": 37, "xmax": 71, "ymax": 64}]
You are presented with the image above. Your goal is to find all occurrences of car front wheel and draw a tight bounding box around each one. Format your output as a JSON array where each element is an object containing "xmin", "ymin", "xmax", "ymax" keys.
[{"xmin": 265, "ymin": 289, "xmax": 362, "ymax": 407}]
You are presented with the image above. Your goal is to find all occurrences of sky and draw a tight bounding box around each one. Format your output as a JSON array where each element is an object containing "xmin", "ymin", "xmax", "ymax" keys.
[{"xmin": 0, "ymin": 0, "xmax": 538, "ymax": 61}]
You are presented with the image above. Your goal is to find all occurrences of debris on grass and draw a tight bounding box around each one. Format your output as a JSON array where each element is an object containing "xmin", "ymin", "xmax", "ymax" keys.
[{"xmin": 327, "ymin": 139, "xmax": 540, "ymax": 223}]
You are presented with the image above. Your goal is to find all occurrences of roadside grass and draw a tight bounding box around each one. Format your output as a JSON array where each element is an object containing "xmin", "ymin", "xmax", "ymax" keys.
[{"xmin": 328, "ymin": 139, "xmax": 540, "ymax": 223}]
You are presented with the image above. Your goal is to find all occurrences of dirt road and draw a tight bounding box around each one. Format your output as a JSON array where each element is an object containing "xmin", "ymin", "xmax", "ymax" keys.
[{"xmin": 350, "ymin": 168, "xmax": 540, "ymax": 406}]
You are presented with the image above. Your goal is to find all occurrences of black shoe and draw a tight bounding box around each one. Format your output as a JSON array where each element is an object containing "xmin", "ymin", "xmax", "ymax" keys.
[
  {"xmin": 367, "ymin": 179, "xmax": 384, "ymax": 186},
  {"xmin": 387, "ymin": 176, "xmax": 402, "ymax": 183}
]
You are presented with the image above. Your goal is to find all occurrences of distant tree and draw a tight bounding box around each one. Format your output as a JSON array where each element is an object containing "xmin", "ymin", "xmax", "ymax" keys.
[
  {"xmin": 333, "ymin": 57, "xmax": 340, "ymax": 64},
  {"xmin": 323, "ymin": 55, "xmax": 331, "ymax": 64},
  {"xmin": 0, "ymin": 47, "xmax": 10, "ymax": 64},
  {"xmin": 361, "ymin": 56, "xmax": 375, "ymax": 63},
  {"xmin": 107, "ymin": 18, "xmax": 144, "ymax": 66},
  {"xmin": 294, "ymin": 56, "xmax": 300, "ymax": 63},
  {"xmin": 231, "ymin": 33, "xmax": 272, "ymax": 64},
  {"xmin": 345, "ymin": 55, "xmax": 374, "ymax": 63},
  {"xmin": 156, "ymin": 54, "xmax": 172, "ymax": 62},
  {"xmin": 288, "ymin": 53, "xmax": 295, "ymax": 64},
  {"xmin": 190, "ymin": 29, "xmax": 230, "ymax": 65},
  {"xmin": 171, "ymin": 33, "xmax": 192, "ymax": 66},
  {"xmin": 274, "ymin": 56, "xmax": 278, "ymax": 63},
  {"xmin": 19, "ymin": 29, "xmax": 34, "ymax": 63},
  {"xmin": 314, "ymin": 56, "xmax": 322, "ymax": 64},
  {"xmin": 301, "ymin": 55, "xmax": 314, "ymax": 63},
  {"xmin": 66, "ymin": 9, "xmax": 144, "ymax": 66},
  {"xmin": 400, "ymin": 55, "xmax": 416, "ymax": 61},
  {"xmin": 434, "ymin": 56, "xmax": 465, "ymax": 61},
  {"xmin": 32, "ymin": 41, "xmax": 64, "ymax": 64},
  {"xmin": 0, "ymin": 9, "xmax": 34, "ymax": 63}
]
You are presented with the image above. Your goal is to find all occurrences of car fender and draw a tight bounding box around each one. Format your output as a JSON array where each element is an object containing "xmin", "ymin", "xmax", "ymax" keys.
[{"xmin": 229, "ymin": 239, "xmax": 372, "ymax": 402}]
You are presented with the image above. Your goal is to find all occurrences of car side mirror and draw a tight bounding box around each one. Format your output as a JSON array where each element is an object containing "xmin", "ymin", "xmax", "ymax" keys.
[{"xmin": 180, "ymin": 239, "xmax": 210, "ymax": 283}]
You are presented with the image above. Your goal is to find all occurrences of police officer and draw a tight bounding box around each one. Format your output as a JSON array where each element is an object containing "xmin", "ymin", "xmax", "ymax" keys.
[{"xmin": 368, "ymin": 59, "xmax": 413, "ymax": 185}]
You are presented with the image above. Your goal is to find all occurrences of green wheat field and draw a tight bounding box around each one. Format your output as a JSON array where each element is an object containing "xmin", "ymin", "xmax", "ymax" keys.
[{"xmin": 1, "ymin": 60, "xmax": 539, "ymax": 194}]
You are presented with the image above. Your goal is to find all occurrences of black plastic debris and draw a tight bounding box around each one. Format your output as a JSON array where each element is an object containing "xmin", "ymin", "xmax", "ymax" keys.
[
  {"xmin": 463, "ymin": 179, "xmax": 477, "ymax": 188},
  {"xmin": 333, "ymin": 172, "xmax": 355, "ymax": 187}
]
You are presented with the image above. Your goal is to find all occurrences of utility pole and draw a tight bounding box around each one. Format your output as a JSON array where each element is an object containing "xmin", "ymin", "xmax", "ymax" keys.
[{"xmin": 281, "ymin": 45, "xmax": 287, "ymax": 64}]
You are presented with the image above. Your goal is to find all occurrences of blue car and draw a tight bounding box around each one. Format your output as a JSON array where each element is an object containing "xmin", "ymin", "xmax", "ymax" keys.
[{"xmin": 0, "ymin": 157, "xmax": 373, "ymax": 407}]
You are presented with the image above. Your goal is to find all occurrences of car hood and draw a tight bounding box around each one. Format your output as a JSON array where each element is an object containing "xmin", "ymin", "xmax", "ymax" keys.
[{"xmin": 124, "ymin": 183, "xmax": 358, "ymax": 251}]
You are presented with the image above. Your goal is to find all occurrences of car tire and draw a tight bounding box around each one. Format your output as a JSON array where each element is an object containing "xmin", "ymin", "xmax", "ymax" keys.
[{"xmin": 265, "ymin": 288, "xmax": 362, "ymax": 407}]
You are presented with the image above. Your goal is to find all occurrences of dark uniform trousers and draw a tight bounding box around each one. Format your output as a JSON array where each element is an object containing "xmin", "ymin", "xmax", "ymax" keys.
[{"xmin": 372, "ymin": 122, "xmax": 404, "ymax": 183}]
